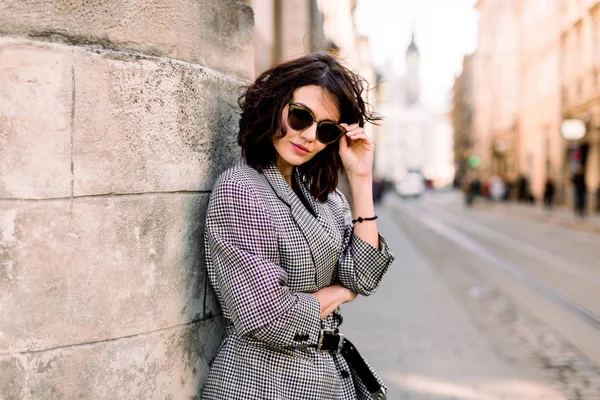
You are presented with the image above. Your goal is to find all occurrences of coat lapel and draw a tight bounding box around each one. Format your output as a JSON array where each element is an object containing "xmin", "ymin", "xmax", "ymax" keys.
[{"xmin": 261, "ymin": 164, "xmax": 341, "ymax": 288}]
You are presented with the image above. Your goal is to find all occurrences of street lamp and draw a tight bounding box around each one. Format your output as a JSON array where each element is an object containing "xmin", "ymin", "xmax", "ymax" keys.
[
  {"xmin": 560, "ymin": 117, "xmax": 592, "ymax": 214},
  {"xmin": 560, "ymin": 118, "xmax": 586, "ymax": 140}
]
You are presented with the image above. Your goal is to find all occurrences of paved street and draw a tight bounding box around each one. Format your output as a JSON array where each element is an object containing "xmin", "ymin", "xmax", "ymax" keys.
[{"xmin": 341, "ymin": 191, "xmax": 600, "ymax": 400}]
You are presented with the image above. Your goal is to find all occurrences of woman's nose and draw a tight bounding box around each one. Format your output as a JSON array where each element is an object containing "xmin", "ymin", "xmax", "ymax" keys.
[{"xmin": 300, "ymin": 122, "xmax": 318, "ymax": 142}]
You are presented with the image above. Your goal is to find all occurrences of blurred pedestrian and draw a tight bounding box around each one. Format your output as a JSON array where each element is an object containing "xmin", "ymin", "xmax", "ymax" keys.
[
  {"xmin": 202, "ymin": 52, "xmax": 394, "ymax": 400},
  {"xmin": 464, "ymin": 175, "xmax": 480, "ymax": 207},
  {"xmin": 543, "ymin": 178, "xmax": 556, "ymax": 210},
  {"xmin": 489, "ymin": 175, "xmax": 506, "ymax": 201},
  {"xmin": 471, "ymin": 176, "xmax": 481, "ymax": 198},
  {"xmin": 372, "ymin": 176, "xmax": 386, "ymax": 203},
  {"xmin": 503, "ymin": 179, "xmax": 514, "ymax": 201},
  {"xmin": 463, "ymin": 176, "xmax": 473, "ymax": 207},
  {"xmin": 482, "ymin": 177, "xmax": 490, "ymax": 199},
  {"xmin": 573, "ymin": 165, "xmax": 587, "ymax": 217},
  {"xmin": 517, "ymin": 175, "xmax": 536, "ymax": 204}
]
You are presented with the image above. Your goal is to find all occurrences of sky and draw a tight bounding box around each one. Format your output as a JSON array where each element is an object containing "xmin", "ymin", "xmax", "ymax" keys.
[{"xmin": 354, "ymin": 0, "xmax": 479, "ymax": 112}]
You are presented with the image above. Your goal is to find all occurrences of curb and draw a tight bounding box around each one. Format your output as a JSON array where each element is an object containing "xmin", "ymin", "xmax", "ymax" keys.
[{"xmin": 477, "ymin": 203, "xmax": 600, "ymax": 234}]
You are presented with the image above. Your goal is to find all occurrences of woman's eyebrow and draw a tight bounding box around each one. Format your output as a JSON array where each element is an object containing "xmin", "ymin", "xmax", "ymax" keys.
[
  {"xmin": 295, "ymin": 102, "xmax": 338, "ymax": 122},
  {"xmin": 294, "ymin": 101, "xmax": 312, "ymax": 111}
]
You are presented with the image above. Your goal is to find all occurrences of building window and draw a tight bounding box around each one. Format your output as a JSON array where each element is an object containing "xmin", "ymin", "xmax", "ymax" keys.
[
  {"xmin": 575, "ymin": 21, "xmax": 583, "ymax": 80},
  {"xmin": 592, "ymin": 6, "xmax": 600, "ymax": 66}
]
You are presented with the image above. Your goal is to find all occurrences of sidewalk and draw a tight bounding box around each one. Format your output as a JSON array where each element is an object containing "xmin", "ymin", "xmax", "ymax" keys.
[
  {"xmin": 340, "ymin": 205, "xmax": 563, "ymax": 400},
  {"xmin": 477, "ymin": 199, "xmax": 600, "ymax": 234}
]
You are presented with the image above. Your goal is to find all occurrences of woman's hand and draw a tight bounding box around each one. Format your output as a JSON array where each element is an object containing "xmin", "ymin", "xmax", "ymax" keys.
[
  {"xmin": 344, "ymin": 286, "xmax": 358, "ymax": 304},
  {"xmin": 312, "ymin": 283, "xmax": 358, "ymax": 319},
  {"xmin": 338, "ymin": 123, "xmax": 374, "ymax": 179}
]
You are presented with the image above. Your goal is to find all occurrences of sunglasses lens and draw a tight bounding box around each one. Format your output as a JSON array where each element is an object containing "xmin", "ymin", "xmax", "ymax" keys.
[
  {"xmin": 288, "ymin": 107, "xmax": 314, "ymax": 131},
  {"xmin": 317, "ymin": 123, "xmax": 345, "ymax": 144}
]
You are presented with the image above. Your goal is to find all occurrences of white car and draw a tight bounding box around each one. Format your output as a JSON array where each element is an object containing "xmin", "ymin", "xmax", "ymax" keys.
[{"xmin": 397, "ymin": 172, "xmax": 425, "ymax": 198}]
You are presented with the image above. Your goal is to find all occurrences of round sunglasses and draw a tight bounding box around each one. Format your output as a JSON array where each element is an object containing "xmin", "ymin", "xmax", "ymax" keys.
[{"xmin": 287, "ymin": 103, "xmax": 346, "ymax": 144}]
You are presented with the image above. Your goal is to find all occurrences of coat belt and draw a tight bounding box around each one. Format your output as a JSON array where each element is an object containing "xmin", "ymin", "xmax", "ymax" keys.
[{"xmin": 310, "ymin": 329, "xmax": 387, "ymax": 400}]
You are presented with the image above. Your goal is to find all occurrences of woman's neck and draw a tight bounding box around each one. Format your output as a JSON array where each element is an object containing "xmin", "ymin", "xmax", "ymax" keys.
[{"xmin": 275, "ymin": 158, "xmax": 294, "ymax": 187}]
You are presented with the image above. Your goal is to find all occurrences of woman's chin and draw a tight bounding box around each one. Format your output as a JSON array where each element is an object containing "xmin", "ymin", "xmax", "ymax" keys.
[{"xmin": 283, "ymin": 153, "xmax": 310, "ymax": 166}]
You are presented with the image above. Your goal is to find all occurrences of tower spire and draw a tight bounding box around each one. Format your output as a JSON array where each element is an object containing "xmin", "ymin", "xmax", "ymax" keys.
[
  {"xmin": 407, "ymin": 30, "xmax": 419, "ymax": 56},
  {"xmin": 405, "ymin": 30, "xmax": 420, "ymax": 106}
]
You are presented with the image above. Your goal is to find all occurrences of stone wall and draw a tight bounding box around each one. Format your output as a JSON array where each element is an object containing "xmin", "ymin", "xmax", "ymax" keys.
[{"xmin": 0, "ymin": 1, "xmax": 253, "ymax": 398}]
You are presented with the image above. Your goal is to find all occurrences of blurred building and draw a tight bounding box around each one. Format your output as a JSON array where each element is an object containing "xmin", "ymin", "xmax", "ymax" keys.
[
  {"xmin": 473, "ymin": 0, "xmax": 600, "ymax": 208},
  {"xmin": 376, "ymin": 34, "xmax": 430, "ymax": 184},
  {"xmin": 428, "ymin": 113, "xmax": 456, "ymax": 186},
  {"xmin": 451, "ymin": 55, "xmax": 474, "ymax": 182},
  {"xmin": 356, "ymin": 35, "xmax": 378, "ymax": 105},
  {"xmin": 473, "ymin": 0, "xmax": 521, "ymax": 185},
  {"xmin": 376, "ymin": 34, "xmax": 453, "ymax": 187},
  {"xmin": 317, "ymin": 0, "xmax": 359, "ymax": 67},
  {"xmin": 245, "ymin": 0, "xmax": 372, "ymax": 81},
  {"xmin": 518, "ymin": 0, "xmax": 562, "ymax": 199},
  {"xmin": 245, "ymin": 0, "xmax": 327, "ymax": 74},
  {"xmin": 560, "ymin": 0, "xmax": 600, "ymax": 209}
]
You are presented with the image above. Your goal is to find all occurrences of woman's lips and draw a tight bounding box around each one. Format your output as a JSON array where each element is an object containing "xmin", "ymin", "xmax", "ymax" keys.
[{"xmin": 291, "ymin": 143, "xmax": 309, "ymax": 155}]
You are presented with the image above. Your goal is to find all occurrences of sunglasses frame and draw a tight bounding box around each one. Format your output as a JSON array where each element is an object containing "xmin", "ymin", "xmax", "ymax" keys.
[{"xmin": 287, "ymin": 102, "xmax": 346, "ymax": 144}]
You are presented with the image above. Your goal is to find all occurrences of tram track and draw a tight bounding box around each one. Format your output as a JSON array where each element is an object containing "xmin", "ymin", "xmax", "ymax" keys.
[
  {"xmin": 387, "ymin": 195, "xmax": 600, "ymax": 368},
  {"xmin": 417, "ymin": 205, "xmax": 600, "ymax": 332}
]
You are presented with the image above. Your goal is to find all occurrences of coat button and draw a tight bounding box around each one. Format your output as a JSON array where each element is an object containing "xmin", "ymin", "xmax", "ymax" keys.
[{"xmin": 340, "ymin": 370, "xmax": 350, "ymax": 379}]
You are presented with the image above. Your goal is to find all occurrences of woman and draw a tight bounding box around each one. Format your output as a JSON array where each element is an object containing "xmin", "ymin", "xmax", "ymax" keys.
[{"xmin": 202, "ymin": 53, "xmax": 395, "ymax": 400}]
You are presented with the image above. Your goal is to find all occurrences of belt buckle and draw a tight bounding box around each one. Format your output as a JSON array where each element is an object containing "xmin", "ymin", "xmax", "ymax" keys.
[
  {"xmin": 317, "ymin": 329, "xmax": 344, "ymax": 354},
  {"xmin": 371, "ymin": 388, "xmax": 387, "ymax": 400}
]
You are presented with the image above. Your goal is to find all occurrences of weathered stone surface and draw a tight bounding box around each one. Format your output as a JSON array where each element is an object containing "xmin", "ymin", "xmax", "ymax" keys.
[
  {"xmin": 0, "ymin": 318, "xmax": 225, "ymax": 399},
  {"xmin": 0, "ymin": 0, "xmax": 254, "ymax": 80},
  {"xmin": 72, "ymin": 46, "xmax": 242, "ymax": 196},
  {"xmin": 0, "ymin": 193, "xmax": 209, "ymax": 353},
  {"xmin": 0, "ymin": 38, "xmax": 72, "ymax": 199},
  {"xmin": 0, "ymin": 38, "xmax": 242, "ymax": 198},
  {"xmin": 0, "ymin": 355, "xmax": 27, "ymax": 400},
  {"xmin": 204, "ymin": 273, "xmax": 223, "ymax": 320}
]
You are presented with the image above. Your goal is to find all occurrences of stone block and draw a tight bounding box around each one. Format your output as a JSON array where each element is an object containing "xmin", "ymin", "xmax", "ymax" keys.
[
  {"xmin": 0, "ymin": 318, "xmax": 226, "ymax": 399},
  {"xmin": 0, "ymin": 193, "xmax": 209, "ymax": 353},
  {"xmin": 0, "ymin": 355, "xmax": 27, "ymax": 400},
  {"xmin": 72, "ymin": 46, "xmax": 242, "ymax": 196},
  {"xmin": 0, "ymin": 38, "xmax": 72, "ymax": 199},
  {"xmin": 0, "ymin": 0, "xmax": 254, "ymax": 80}
]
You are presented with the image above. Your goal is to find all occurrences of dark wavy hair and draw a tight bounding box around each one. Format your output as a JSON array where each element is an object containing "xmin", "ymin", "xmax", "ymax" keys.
[{"xmin": 238, "ymin": 52, "xmax": 380, "ymax": 202}]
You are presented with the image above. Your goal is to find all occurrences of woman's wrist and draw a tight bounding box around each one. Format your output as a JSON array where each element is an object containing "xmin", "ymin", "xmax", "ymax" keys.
[
  {"xmin": 349, "ymin": 177, "xmax": 375, "ymax": 213},
  {"xmin": 331, "ymin": 284, "xmax": 352, "ymax": 303},
  {"xmin": 340, "ymin": 286, "xmax": 351, "ymax": 303},
  {"xmin": 348, "ymin": 173, "xmax": 373, "ymax": 186},
  {"xmin": 338, "ymin": 286, "xmax": 355, "ymax": 303}
]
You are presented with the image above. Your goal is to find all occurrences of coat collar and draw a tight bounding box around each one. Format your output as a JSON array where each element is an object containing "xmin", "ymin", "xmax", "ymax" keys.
[
  {"xmin": 260, "ymin": 162, "xmax": 296, "ymax": 208},
  {"xmin": 260, "ymin": 162, "xmax": 342, "ymax": 287}
]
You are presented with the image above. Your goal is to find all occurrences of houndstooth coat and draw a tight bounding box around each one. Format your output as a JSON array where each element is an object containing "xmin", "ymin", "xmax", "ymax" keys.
[{"xmin": 202, "ymin": 159, "xmax": 394, "ymax": 400}]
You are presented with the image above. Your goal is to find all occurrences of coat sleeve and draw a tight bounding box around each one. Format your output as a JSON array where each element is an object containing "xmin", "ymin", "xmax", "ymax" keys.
[
  {"xmin": 335, "ymin": 191, "xmax": 395, "ymax": 296},
  {"xmin": 205, "ymin": 178, "xmax": 322, "ymax": 349}
]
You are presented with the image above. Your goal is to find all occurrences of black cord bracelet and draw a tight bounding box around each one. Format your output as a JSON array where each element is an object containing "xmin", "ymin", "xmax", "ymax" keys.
[{"xmin": 352, "ymin": 215, "xmax": 378, "ymax": 224}]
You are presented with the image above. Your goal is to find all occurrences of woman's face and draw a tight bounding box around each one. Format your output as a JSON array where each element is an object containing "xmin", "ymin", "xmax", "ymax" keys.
[{"xmin": 273, "ymin": 85, "xmax": 341, "ymax": 174}]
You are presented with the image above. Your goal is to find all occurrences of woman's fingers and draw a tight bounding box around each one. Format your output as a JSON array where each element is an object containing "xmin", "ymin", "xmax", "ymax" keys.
[
  {"xmin": 345, "ymin": 126, "xmax": 364, "ymax": 136},
  {"xmin": 348, "ymin": 135, "xmax": 368, "ymax": 143},
  {"xmin": 338, "ymin": 136, "xmax": 348, "ymax": 155},
  {"xmin": 340, "ymin": 122, "xmax": 360, "ymax": 131},
  {"xmin": 345, "ymin": 130, "xmax": 369, "ymax": 142}
]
